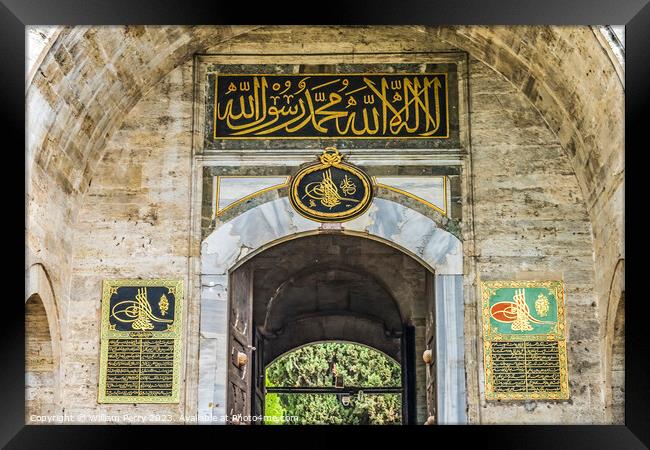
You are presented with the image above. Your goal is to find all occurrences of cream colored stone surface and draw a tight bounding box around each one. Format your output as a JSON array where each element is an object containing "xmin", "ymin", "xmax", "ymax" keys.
[{"xmin": 25, "ymin": 26, "xmax": 623, "ymax": 424}]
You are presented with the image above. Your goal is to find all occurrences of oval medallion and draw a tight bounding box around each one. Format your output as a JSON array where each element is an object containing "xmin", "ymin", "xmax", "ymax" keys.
[{"xmin": 289, "ymin": 147, "xmax": 374, "ymax": 222}]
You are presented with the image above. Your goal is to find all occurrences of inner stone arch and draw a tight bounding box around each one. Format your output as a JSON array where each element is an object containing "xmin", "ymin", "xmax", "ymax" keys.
[
  {"xmin": 199, "ymin": 197, "xmax": 465, "ymax": 424},
  {"xmin": 231, "ymin": 234, "xmax": 429, "ymax": 424},
  {"xmin": 249, "ymin": 236, "xmax": 414, "ymax": 361},
  {"xmin": 202, "ymin": 196, "xmax": 463, "ymax": 276}
]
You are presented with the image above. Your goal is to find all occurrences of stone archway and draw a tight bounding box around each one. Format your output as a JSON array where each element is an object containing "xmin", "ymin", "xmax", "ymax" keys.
[
  {"xmin": 24, "ymin": 25, "xmax": 623, "ymax": 425},
  {"xmin": 25, "ymin": 294, "xmax": 56, "ymax": 420},
  {"xmin": 25, "ymin": 264, "xmax": 61, "ymax": 421},
  {"xmin": 198, "ymin": 197, "xmax": 466, "ymax": 424},
  {"xmin": 27, "ymin": 29, "xmax": 622, "ymax": 355},
  {"xmin": 604, "ymin": 259, "xmax": 625, "ymax": 423},
  {"xmin": 232, "ymin": 234, "xmax": 423, "ymax": 424}
]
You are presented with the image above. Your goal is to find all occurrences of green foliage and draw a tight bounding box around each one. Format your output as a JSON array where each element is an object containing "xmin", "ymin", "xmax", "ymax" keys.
[
  {"xmin": 266, "ymin": 342, "xmax": 401, "ymax": 388},
  {"xmin": 265, "ymin": 342, "xmax": 402, "ymax": 425},
  {"xmin": 263, "ymin": 374, "xmax": 285, "ymax": 425},
  {"xmin": 275, "ymin": 393, "xmax": 401, "ymax": 425}
]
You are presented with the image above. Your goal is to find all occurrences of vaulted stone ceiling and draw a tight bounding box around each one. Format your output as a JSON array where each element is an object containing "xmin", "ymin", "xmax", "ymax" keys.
[{"xmin": 239, "ymin": 234, "xmax": 425, "ymax": 363}]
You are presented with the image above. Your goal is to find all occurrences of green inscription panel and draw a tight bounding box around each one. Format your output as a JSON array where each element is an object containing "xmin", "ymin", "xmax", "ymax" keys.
[{"xmin": 481, "ymin": 280, "xmax": 569, "ymax": 400}]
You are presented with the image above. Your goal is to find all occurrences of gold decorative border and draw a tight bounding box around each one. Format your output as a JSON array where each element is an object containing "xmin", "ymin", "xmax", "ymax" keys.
[
  {"xmin": 98, "ymin": 279, "xmax": 184, "ymax": 404},
  {"xmin": 211, "ymin": 72, "xmax": 451, "ymax": 140},
  {"xmin": 480, "ymin": 280, "xmax": 569, "ymax": 401},
  {"xmin": 289, "ymin": 160, "xmax": 374, "ymax": 222},
  {"xmin": 373, "ymin": 175, "xmax": 448, "ymax": 216},
  {"xmin": 213, "ymin": 175, "xmax": 289, "ymax": 218}
]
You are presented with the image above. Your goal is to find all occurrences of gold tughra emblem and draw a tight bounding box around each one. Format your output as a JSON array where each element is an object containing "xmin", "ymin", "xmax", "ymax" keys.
[
  {"xmin": 302, "ymin": 169, "xmax": 359, "ymax": 210},
  {"xmin": 111, "ymin": 287, "xmax": 173, "ymax": 331},
  {"xmin": 489, "ymin": 288, "xmax": 555, "ymax": 333},
  {"xmin": 510, "ymin": 289, "xmax": 533, "ymax": 331},
  {"xmin": 289, "ymin": 147, "xmax": 374, "ymax": 222}
]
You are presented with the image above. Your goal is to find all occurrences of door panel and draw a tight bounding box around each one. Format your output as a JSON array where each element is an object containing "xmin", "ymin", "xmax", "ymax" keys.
[
  {"xmin": 226, "ymin": 265, "xmax": 253, "ymax": 424},
  {"xmin": 401, "ymin": 324, "xmax": 416, "ymax": 425},
  {"xmin": 424, "ymin": 272, "xmax": 437, "ymax": 423},
  {"xmin": 252, "ymin": 327, "xmax": 265, "ymax": 423}
]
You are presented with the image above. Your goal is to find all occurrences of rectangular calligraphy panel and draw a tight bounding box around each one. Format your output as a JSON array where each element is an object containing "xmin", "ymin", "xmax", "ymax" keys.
[
  {"xmin": 211, "ymin": 73, "xmax": 449, "ymax": 139},
  {"xmin": 104, "ymin": 339, "xmax": 175, "ymax": 397},
  {"xmin": 98, "ymin": 279, "xmax": 183, "ymax": 403},
  {"xmin": 487, "ymin": 341, "xmax": 565, "ymax": 398},
  {"xmin": 481, "ymin": 280, "xmax": 569, "ymax": 401}
]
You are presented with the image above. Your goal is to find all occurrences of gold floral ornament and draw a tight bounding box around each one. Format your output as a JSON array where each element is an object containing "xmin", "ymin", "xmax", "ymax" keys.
[
  {"xmin": 535, "ymin": 293, "xmax": 550, "ymax": 317},
  {"xmin": 159, "ymin": 293, "xmax": 169, "ymax": 316},
  {"xmin": 319, "ymin": 146, "xmax": 344, "ymax": 166}
]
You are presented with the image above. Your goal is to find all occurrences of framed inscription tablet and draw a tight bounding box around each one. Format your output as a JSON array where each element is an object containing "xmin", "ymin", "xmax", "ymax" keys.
[
  {"xmin": 200, "ymin": 62, "xmax": 463, "ymax": 152},
  {"xmin": 210, "ymin": 73, "xmax": 450, "ymax": 140},
  {"xmin": 98, "ymin": 279, "xmax": 184, "ymax": 403},
  {"xmin": 481, "ymin": 280, "xmax": 569, "ymax": 401}
]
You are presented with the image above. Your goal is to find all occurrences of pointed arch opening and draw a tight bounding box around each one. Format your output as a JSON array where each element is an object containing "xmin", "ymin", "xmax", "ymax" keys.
[{"xmin": 25, "ymin": 294, "xmax": 56, "ymax": 420}]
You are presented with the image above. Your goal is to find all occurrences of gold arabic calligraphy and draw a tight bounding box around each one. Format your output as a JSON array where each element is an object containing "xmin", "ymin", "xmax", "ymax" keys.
[
  {"xmin": 105, "ymin": 338, "xmax": 175, "ymax": 397},
  {"xmin": 214, "ymin": 74, "xmax": 447, "ymax": 138},
  {"xmin": 490, "ymin": 288, "xmax": 555, "ymax": 332},
  {"xmin": 302, "ymin": 169, "xmax": 360, "ymax": 210},
  {"xmin": 111, "ymin": 287, "xmax": 173, "ymax": 331},
  {"xmin": 490, "ymin": 341, "xmax": 563, "ymax": 393}
]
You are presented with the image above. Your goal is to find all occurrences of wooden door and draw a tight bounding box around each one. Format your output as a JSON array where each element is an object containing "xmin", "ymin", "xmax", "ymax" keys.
[
  {"xmin": 252, "ymin": 327, "xmax": 266, "ymax": 424},
  {"xmin": 401, "ymin": 324, "xmax": 416, "ymax": 425},
  {"xmin": 226, "ymin": 265, "xmax": 254, "ymax": 424},
  {"xmin": 424, "ymin": 272, "xmax": 437, "ymax": 423}
]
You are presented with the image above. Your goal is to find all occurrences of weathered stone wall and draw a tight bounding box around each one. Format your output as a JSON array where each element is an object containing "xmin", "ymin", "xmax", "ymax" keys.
[
  {"xmin": 434, "ymin": 27, "xmax": 624, "ymax": 408},
  {"xmin": 609, "ymin": 295, "xmax": 625, "ymax": 424},
  {"xmin": 66, "ymin": 60, "xmax": 194, "ymax": 422},
  {"xmin": 25, "ymin": 29, "xmax": 259, "ymax": 419},
  {"xmin": 29, "ymin": 25, "xmax": 620, "ymax": 424},
  {"xmin": 468, "ymin": 57, "xmax": 602, "ymax": 423}
]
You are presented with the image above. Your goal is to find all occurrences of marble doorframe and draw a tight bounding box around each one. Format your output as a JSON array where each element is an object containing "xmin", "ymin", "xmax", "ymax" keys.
[{"xmin": 196, "ymin": 196, "xmax": 467, "ymax": 424}]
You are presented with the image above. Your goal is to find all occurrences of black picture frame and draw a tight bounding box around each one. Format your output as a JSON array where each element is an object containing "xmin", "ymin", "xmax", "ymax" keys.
[{"xmin": 6, "ymin": 0, "xmax": 649, "ymax": 448}]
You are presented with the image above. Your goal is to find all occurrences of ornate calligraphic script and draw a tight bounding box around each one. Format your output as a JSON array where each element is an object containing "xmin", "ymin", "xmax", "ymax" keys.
[
  {"xmin": 489, "ymin": 341, "xmax": 563, "ymax": 394},
  {"xmin": 104, "ymin": 338, "xmax": 175, "ymax": 397},
  {"xmin": 212, "ymin": 73, "xmax": 449, "ymax": 139},
  {"xmin": 289, "ymin": 147, "xmax": 373, "ymax": 222},
  {"xmin": 98, "ymin": 279, "xmax": 183, "ymax": 403},
  {"xmin": 481, "ymin": 280, "xmax": 569, "ymax": 400}
]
